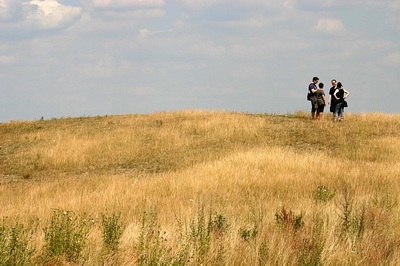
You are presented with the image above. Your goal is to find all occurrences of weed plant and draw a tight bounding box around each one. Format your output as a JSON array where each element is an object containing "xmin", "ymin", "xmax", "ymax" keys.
[
  {"xmin": 297, "ymin": 214, "xmax": 325, "ymax": 266},
  {"xmin": 313, "ymin": 185, "xmax": 335, "ymax": 204},
  {"xmin": 239, "ymin": 225, "xmax": 258, "ymax": 242},
  {"xmin": 101, "ymin": 212, "xmax": 125, "ymax": 251},
  {"xmin": 0, "ymin": 219, "xmax": 35, "ymax": 266},
  {"xmin": 275, "ymin": 207, "xmax": 304, "ymax": 232},
  {"xmin": 42, "ymin": 209, "xmax": 93, "ymax": 263},
  {"xmin": 137, "ymin": 209, "xmax": 169, "ymax": 266},
  {"xmin": 337, "ymin": 186, "xmax": 367, "ymax": 240}
]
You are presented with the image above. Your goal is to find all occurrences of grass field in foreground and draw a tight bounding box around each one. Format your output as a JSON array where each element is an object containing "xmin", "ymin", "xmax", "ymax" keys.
[{"xmin": 1, "ymin": 110, "xmax": 400, "ymax": 265}]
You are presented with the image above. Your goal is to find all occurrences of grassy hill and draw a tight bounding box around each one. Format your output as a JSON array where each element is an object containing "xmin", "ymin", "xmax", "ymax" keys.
[{"xmin": 1, "ymin": 110, "xmax": 400, "ymax": 265}]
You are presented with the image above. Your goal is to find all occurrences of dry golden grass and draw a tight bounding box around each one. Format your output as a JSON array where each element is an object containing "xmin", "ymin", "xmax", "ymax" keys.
[{"xmin": 1, "ymin": 110, "xmax": 400, "ymax": 265}]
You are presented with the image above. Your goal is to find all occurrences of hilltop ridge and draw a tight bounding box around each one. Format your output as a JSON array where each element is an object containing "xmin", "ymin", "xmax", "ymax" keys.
[{"xmin": 1, "ymin": 110, "xmax": 399, "ymax": 181}]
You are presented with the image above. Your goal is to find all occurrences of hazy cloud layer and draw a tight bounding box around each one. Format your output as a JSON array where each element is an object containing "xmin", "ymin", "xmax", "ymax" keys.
[{"xmin": 0, "ymin": 0, "xmax": 399, "ymax": 121}]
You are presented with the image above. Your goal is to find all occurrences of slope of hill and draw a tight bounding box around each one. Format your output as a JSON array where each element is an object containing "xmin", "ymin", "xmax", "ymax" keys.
[{"xmin": 1, "ymin": 110, "xmax": 399, "ymax": 265}]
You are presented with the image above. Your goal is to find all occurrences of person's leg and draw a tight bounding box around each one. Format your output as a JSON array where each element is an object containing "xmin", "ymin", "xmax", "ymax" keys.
[
  {"xmin": 319, "ymin": 106, "xmax": 324, "ymax": 120},
  {"xmin": 330, "ymin": 103, "xmax": 335, "ymax": 114},
  {"xmin": 334, "ymin": 103, "xmax": 340, "ymax": 121},
  {"xmin": 339, "ymin": 106, "xmax": 345, "ymax": 120},
  {"xmin": 316, "ymin": 105, "xmax": 323, "ymax": 120},
  {"xmin": 335, "ymin": 102, "xmax": 344, "ymax": 121},
  {"xmin": 311, "ymin": 101, "xmax": 316, "ymax": 119}
]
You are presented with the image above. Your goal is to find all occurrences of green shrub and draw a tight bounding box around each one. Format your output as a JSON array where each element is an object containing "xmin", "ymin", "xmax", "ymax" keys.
[
  {"xmin": 0, "ymin": 219, "xmax": 36, "ymax": 266},
  {"xmin": 313, "ymin": 185, "xmax": 335, "ymax": 204},
  {"xmin": 209, "ymin": 213, "xmax": 229, "ymax": 238},
  {"xmin": 137, "ymin": 209, "xmax": 169, "ymax": 266},
  {"xmin": 42, "ymin": 209, "xmax": 93, "ymax": 263},
  {"xmin": 239, "ymin": 225, "xmax": 258, "ymax": 242},
  {"xmin": 188, "ymin": 204, "xmax": 211, "ymax": 263},
  {"xmin": 101, "ymin": 212, "xmax": 125, "ymax": 251},
  {"xmin": 337, "ymin": 186, "xmax": 366, "ymax": 239}
]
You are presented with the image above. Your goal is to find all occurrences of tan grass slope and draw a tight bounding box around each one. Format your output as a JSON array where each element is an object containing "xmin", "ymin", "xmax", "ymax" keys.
[{"xmin": 1, "ymin": 110, "xmax": 400, "ymax": 265}]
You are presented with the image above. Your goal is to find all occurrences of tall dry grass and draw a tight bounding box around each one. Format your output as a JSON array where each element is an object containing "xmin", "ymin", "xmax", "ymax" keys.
[{"xmin": 1, "ymin": 110, "xmax": 400, "ymax": 265}]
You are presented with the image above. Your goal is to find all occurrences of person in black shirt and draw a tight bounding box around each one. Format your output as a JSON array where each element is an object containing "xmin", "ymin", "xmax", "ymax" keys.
[
  {"xmin": 333, "ymin": 82, "xmax": 350, "ymax": 122},
  {"xmin": 328, "ymin": 79, "xmax": 337, "ymax": 113}
]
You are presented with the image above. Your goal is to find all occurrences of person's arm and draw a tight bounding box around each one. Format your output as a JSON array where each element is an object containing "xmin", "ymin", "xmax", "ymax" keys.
[
  {"xmin": 322, "ymin": 94, "xmax": 326, "ymax": 106},
  {"xmin": 309, "ymin": 84, "xmax": 317, "ymax": 93},
  {"xmin": 333, "ymin": 89, "xmax": 339, "ymax": 100},
  {"xmin": 343, "ymin": 88, "xmax": 350, "ymax": 98}
]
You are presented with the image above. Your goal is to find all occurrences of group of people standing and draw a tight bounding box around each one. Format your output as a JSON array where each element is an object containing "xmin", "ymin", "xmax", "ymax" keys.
[{"xmin": 308, "ymin": 76, "xmax": 350, "ymax": 121}]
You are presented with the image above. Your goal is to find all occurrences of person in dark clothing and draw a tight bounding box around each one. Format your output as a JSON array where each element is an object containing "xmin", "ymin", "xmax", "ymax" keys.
[
  {"xmin": 333, "ymin": 82, "xmax": 350, "ymax": 122},
  {"xmin": 308, "ymin": 76, "xmax": 319, "ymax": 119},
  {"xmin": 316, "ymin": 82, "xmax": 326, "ymax": 120},
  {"xmin": 328, "ymin": 79, "xmax": 337, "ymax": 113}
]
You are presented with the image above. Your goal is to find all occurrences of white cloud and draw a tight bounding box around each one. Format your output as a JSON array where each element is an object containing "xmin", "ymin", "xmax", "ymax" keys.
[
  {"xmin": 178, "ymin": 0, "xmax": 295, "ymax": 9},
  {"xmin": 283, "ymin": 0, "xmax": 296, "ymax": 9},
  {"xmin": 387, "ymin": 1, "xmax": 400, "ymax": 30},
  {"xmin": 385, "ymin": 52, "xmax": 400, "ymax": 67},
  {"xmin": 0, "ymin": 55, "xmax": 17, "ymax": 64},
  {"xmin": 24, "ymin": 0, "xmax": 82, "ymax": 29},
  {"xmin": 80, "ymin": 54, "xmax": 139, "ymax": 79},
  {"xmin": 230, "ymin": 64, "xmax": 267, "ymax": 80},
  {"xmin": 187, "ymin": 41, "xmax": 227, "ymax": 57},
  {"xmin": 99, "ymin": 8, "xmax": 165, "ymax": 20},
  {"xmin": 391, "ymin": 0, "xmax": 400, "ymax": 8},
  {"xmin": 315, "ymin": 18, "xmax": 345, "ymax": 33},
  {"xmin": 90, "ymin": 0, "xmax": 164, "ymax": 9},
  {"xmin": 225, "ymin": 15, "xmax": 269, "ymax": 29},
  {"xmin": 126, "ymin": 86, "xmax": 159, "ymax": 96},
  {"xmin": 0, "ymin": 0, "xmax": 82, "ymax": 36},
  {"xmin": 139, "ymin": 28, "xmax": 171, "ymax": 38},
  {"xmin": 178, "ymin": 0, "xmax": 221, "ymax": 9},
  {"xmin": 82, "ymin": 59, "xmax": 116, "ymax": 78},
  {"xmin": 83, "ymin": 0, "xmax": 165, "ymax": 21},
  {"xmin": 0, "ymin": 0, "xmax": 23, "ymax": 21},
  {"xmin": 297, "ymin": 0, "xmax": 382, "ymax": 8}
]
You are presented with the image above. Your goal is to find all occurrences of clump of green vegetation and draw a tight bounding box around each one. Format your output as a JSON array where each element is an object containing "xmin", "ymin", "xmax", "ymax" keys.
[
  {"xmin": 337, "ymin": 186, "xmax": 366, "ymax": 239},
  {"xmin": 275, "ymin": 207, "xmax": 304, "ymax": 232},
  {"xmin": 42, "ymin": 209, "xmax": 93, "ymax": 263},
  {"xmin": 186, "ymin": 205, "xmax": 230, "ymax": 265},
  {"xmin": 239, "ymin": 225, "xmax": 258, "ymax": 242},
  {"xmin": 137, "ymin": 204, "xmax": 231, "ymax": 266},
  {"xmin": 297, "ymin": 214, "xmax": 326, "ymax": 266},
  {"xmin": 101, "ymin": 212, "xmax": 126, "ymax": 251},
  {"xmin": 313, "ymin": 185, "xmax": 336, "ymax": 204},
  {"xmin": 137, "ymin": 209, "xmax": 165, "ymax": 266},
  {"xmin": 0, "ymin": 219, "xmax": 36, "ymax": 266},
  {"xmin": 185, "ymin": 204, "xmax": 216, "ymax": 264}
]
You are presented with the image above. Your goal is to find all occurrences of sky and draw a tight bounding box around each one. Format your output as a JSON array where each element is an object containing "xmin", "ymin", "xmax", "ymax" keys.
[{"xmin": 1, "ymin": 0, "xmax": 400, "ymax": 122}]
